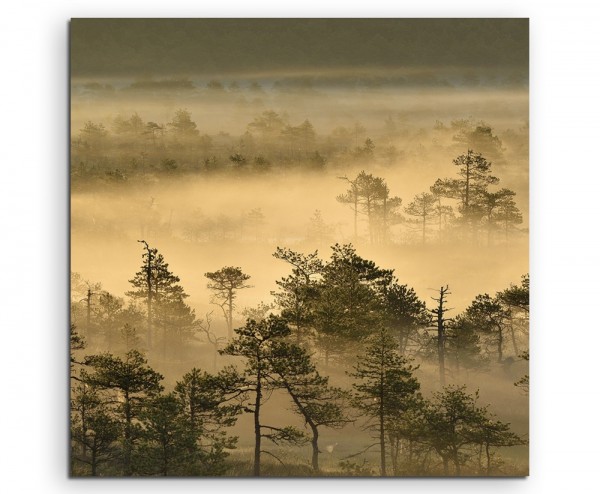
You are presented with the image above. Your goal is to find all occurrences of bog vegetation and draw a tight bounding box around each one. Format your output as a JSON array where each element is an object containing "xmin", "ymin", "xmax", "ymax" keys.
[{"xmin": 70, "ymin": 69, "xmax": 528, "ymax": 477}]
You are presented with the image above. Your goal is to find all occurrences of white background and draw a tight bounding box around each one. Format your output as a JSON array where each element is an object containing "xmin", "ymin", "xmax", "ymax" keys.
[{"xmin": 1, "ymin": 1, "xmax": 598, "ymax": 492}]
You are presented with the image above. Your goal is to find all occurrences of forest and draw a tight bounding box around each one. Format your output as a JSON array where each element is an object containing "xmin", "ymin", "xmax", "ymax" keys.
[
  {"xmin": 70, "ymin": 19, "xmax": 528, "ymax": 478},
  {"xmin": 71, "ymin": 239, "xmax": 528, "ymax": 476}
]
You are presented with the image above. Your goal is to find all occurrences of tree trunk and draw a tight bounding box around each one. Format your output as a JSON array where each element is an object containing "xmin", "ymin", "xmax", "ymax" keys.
[
  {"xmin": 91, "ymin": 444, "xmax": 97, "ymax": 476},
  {"xmin": 227, "ymin": 289, "xmax": 233, "ymax": 339},
  {"xmin": 379, "ymin": 373, "xmax": 386, "ymax": 476},
  {"xmin": 146, "ymin": 248, "xmax": 153, "ymax": 350},
  {"xmin": 353, "ymin": 191, "xmax": 358, "ymax": 243},
  {"xmin": 310, "ymin": 423, "xmax": 320, "ymax": 472},
  {"xmin": 163, "ymin": 441, "xmax": 168, "ymax": 476},
  {"xmin": 508, "ymin": 312, "xmax": 519, "ymax": 356},
  {"xmin": 486, "ymin": 442, "xmax": 491, "ymax": 475},
  {"xmin": 367, "ymin": 198, "xmax": 374, "ymax": 245},
  {"xmin": 382, "ymin": 196, "xmax": 388, "ymax": 245},
  {"xmin": 437, "ymin": 288, "xmax": 446, "ymax": 386},
  {"xmin": 497, "ymin": 326, "xmax": 504, "ymax": 363},
  {"xmin": 123, "ymin": 391, "xmax": 133, "ymax": 476},
  {"xmin": 86, "ymin": 289, "xmax": 92, "ymax": 343},
  {"xmin": 81, "ymin": 403, "xmax": 88, "ymax": 460},
  {"xmin": 454, "ymin": 453, "xmax": 461, "ymax": 475},
  {"xmin": 253, "ymin": 367, "xmax": 262, "ymax": 476}
]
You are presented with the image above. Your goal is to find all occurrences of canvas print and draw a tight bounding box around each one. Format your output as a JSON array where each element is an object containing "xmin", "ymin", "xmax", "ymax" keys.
[{"xmin": 70, "ymin": 19, "xmax": 529, "ymax": 477}]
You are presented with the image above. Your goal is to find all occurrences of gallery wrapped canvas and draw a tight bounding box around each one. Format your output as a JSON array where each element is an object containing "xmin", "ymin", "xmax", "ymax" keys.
[{"xmin": 70, "ymin": 18, "xmax": 528, "ymax": 477}]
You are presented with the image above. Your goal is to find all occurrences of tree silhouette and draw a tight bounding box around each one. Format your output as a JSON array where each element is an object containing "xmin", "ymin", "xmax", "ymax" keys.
[
  {"xmin": 463, "ymin": 294, "xmax": 510, "ymax": 363},
  {"xmin": 338, "ymin": 172, "xmax": 401, "ymax": 244},
  {"xmin": 313, "ymin": 244, "xmax": 392, "ymax": 365},
  {"xmin": 221, "ymin": 316, "xmax": 305, "ymax": 476},
  {"xmin": 433, "ymin": 150, "xmax": 499, "ymax": 237},
  {"xmin": 83, "ymin": 350, "xmax": 164, "ymax": 475},
  {"xmin": 429, "ymin": 286, "xmax": 452, "ymax": 386},
  {"xmin": 350, "ymin": 328, "xmax": 420, "ymax": 476},
  {"xmin": 127, "ymin": 240, "xmax": 189, "ymax": 351},
  {"xmin": 269, "ymin": 341, "xmax": 350, "ymax": 472},
  {"xmin": 272, "ymin": 247, "xmax": 322, "ymax": 342},
  {"xmin": 205, "ymin": 266, "xmax": 252, "ymax": 339},
  {"xmin": 174, "ymin": 367, "xmax": 241, "ymax": 457},
  {"xmin": 71, "ymin": 378, "xmax": 120, "ymax": 476},
  {"xmin": 421, "ymin": 385, "xmax": 524, "ymax": 475},
  {"xmin": 405, "ymin": 192, "xmax": 437, "ymax": 244},
  {"xmin": 168, "ymin": 109, "xmax": 199, "ymax": 139},
  {"xmin": 137, "ymin": 393, "xmax": 198, "ymax": 475}
]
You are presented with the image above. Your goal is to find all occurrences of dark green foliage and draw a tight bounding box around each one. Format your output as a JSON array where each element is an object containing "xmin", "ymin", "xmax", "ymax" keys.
[
  {"xmin": 313, "ymin": 244, "xmax": 392, "ymax": 363},
  {"xmin": 174, "ymin": 367, "xmax": 241, "ymax": 473},
  {"xmin": 83, "ymin": 350, "xmax": 164, "ymax": 475},
  {"xmin": 271, "ymin": 247, "xmax": 323, "ymax": 341},
  {"xmin": 445, "ymin": 315, "xmax": 487, "ymax": 374},
  {"xmin": 69, "ymin": 242, "xmax": 528, "ymax": 477},
  {"xmin": 498, "ymin": 274, "xmax": 529, "ymax": 313},
  {"xmin": 127, "ymin": 240, "xmax": 195, "ymax": 354},
  {"xmin": 221, "ymin": 316, "xmax": 305, "ymax": 476},
  {"xmin": 136, "ymin": 393, "xmax": 200, "ymax": 476},
  {"xmin": 71, "ymin": 379, "xmax": 120, "ymax": 476},
  {"xmin": 420, "ymin": 386, "xmax": 525, "ymax": 475},
  {"xmin": 380, "ymin": 281, "xmax": 428, "ymax": 355},
  {"xmin": 350, "ymin": 328, "xmax": 420, "ymax": 476},
  {"xmin": 421, "ymin": 386, "xmax": 486, "ymax": 475},
  {"xmin": 463, "ymin": 294, "xmax": 510, "ymax": 362},
  {"xmin": 269, "ymin": 341, "xmax": 350, "ymax": 471}
]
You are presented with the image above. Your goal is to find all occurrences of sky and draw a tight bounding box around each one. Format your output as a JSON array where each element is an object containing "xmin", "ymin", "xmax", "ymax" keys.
[{"xmin": 70, "ymin": 18, "xmax": 528, "ymax": 77}]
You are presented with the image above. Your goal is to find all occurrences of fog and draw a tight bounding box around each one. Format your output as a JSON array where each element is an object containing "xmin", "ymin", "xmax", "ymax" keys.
[
  {"xmin": 72, "ymin": 73, "xmax": 528, "ymax": 315},
  {"xmin": 71, "ymin": 65, "xmax": 528, "ymax": 475}
]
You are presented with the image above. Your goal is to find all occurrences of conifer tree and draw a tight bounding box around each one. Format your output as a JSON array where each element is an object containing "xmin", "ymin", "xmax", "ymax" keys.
[
  {"xmin": 350, "ymin": 328, "xmax": 420, "ymax": 476},
  {"xmin": 128, "ymin": 240, "xmax": 194, "ymax": 355},
  {"xmin": 269, "ymin": 342, "xmax": 350, "ymax": 472},
  {"xmin": 83, "ymin": 350, "xmax": 164, "ymax": 475},
  {"xmin": 221, "ymin": 316, "xmax": 305, "ymax": 476},
  {"xmin": 205, "ymin": 266, "xmax": 252, "ymax": 339}
]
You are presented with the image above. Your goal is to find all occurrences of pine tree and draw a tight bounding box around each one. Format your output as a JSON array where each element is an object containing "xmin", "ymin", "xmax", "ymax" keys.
[
  {"xmin": 312, "ymin": 244, "xmax": 392, "ymax": 365},
  {"xmin": 221, "ymin": 316, "xmax": 305, "ymax": 476},
  {"xmin": 205, "ymin": 266, "xmax": 252, "ymax": 339},
  {"xmin": 71, "ymin": 379, "xmax": 120, "ymax": 476},
  {"xmin": 174, "ymin": 367, "xmax": 242, "ymax": 474},
  {"xmin": 421, "ymin": 385, "xmax": 525, "ymax": 475},
  {"xmin": 137, "ymin": 393, "xmax": 199, "ymax": 476},
  {"xmin": 83, "ymin": 350, "xmax": 164, "ymax": 476},
  {"xmin": 404, "ymin": 192, "xmax": 437, "ymax": 244},
  {"xmin": 463, "ymin": 294, "xmax": 510, "ymax": 362},
  {"xmin": 350, "ymin": 328, "xmax": 420, "ymax": 476},
  {"xmin": 269, "ymin": 341, "xmax": 350, "ymax": 472},
  {"xmin": 271, "ymin": 247, "xmax": 322, "ymax": 342},
  {"xmin": 127, "ymin": 240, "xmax": 191, "ymax": 352}
]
